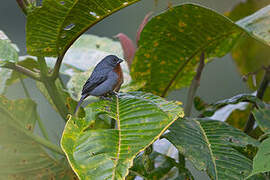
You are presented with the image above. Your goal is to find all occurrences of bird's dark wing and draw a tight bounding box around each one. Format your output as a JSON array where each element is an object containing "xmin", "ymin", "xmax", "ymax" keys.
[
  {"xmin": 89, "ymin": 71, "xmax": 118, "ymax": 96},
  {"xmin": 81, "ymin": 73, "xmax": 107, "ymax": 95}
]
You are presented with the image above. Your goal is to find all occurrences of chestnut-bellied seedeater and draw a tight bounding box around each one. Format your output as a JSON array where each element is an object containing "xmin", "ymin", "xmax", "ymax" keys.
[{"xmin": 74, "ymin": 55, "xmax": 124, "ymax": 114}]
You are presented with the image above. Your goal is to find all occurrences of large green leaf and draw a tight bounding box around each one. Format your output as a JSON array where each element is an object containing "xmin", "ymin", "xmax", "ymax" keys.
[
  {"xmin": 164, "ymin": 118, "xmax": 259, "ymax": 180},
  {"xmin": 26, "ymin": 0, "xmax": 142, "ymax": 57},
  {"xmin": 131, "ymin": 4, "xmax": 244, "ymax": 96},
  {"xmin": 0, "ymin": 30, "xmax": 19, "ymax": 94},
  {"xmin": 248, "ymin": 138, "xmax": 270, "ymax": 177},
  {"xmin": 61, "ymin": 92, "xmax": 184, "ymax": 179},
  {"xmin": 0, "ymin": 95, "xmax": 75, "ymax": 179}
]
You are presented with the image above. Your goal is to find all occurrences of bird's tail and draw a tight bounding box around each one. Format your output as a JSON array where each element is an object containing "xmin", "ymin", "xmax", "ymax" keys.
[{"xmin": 74, "ymin": 94, "xmax": 87, "ymax": 116}]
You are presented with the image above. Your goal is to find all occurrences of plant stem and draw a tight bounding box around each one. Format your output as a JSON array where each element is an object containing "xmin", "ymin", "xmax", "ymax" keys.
[
  {"xmin": 51, "ymin": 54, "xmax": 64, "ymax": 81},
  {"xmin": 244, "ymin": 67, "xmax": 270, "ymax": 134},
  {"xmin": 184, "ymin": 52, "xmax": 205, "ymax": 117},
  {"xmin": 19, "ymin": 75, "xmax": 31, "ymax": 99},
  {"xmin": 37, "ymin": 57, "xmax": 69, "ymax": 120},
  {"xmin": 3, "ymin": 63, "xmax": 41, "ymax": 81}
]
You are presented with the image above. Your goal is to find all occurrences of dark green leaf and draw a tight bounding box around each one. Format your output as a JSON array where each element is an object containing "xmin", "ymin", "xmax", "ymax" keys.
[
  {"xmin": 131, "ymin": 4, "xmax": 243, "ymax": 96},
  {"xmin": 164, "ymin": 118, "xmax": 259, "ymax": 180},
  {"xmin": 202, "ymin": 94, "xmax": 265, "ymax": 117},
  {"xmin": 129, "ymin": 151, "xmax": 178, "ymax": 179},
  {"xmin": 26, "ymin": 0, "xmax": 142, "ymax": 57},
  {"xmin": 61, "ymin": 92, "xmax": 184, "ymax": 179},
  {"xmin": 253, "ymin": 108, "xmax": 270, "ymax": 133}
]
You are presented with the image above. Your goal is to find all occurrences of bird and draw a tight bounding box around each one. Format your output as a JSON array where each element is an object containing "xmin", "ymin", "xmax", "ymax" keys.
[{"xmin": 74, "ymin": 55, "xmax": 124, "ymax": 115}]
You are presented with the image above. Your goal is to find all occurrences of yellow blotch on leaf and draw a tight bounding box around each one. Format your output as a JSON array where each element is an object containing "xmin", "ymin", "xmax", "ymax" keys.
[
  {"xmin": 160, "ymin": 61, "xmax": 166, "ymax": 65},
  {"xmin": 144, "ymin": 53, "xmax": 150, "ymax": 58},
  {"xmin": 178, "ymin": 21, "xmax": 187, "ymax": 28},
  {"xmin": 207, "ymin": 36, "xmax": 212, "ymax": 41}
]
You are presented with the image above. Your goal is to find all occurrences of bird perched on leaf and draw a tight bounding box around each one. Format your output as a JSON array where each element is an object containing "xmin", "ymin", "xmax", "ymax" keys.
[{"xmin": 74, "ymin": 55, "xmax": 124, "ymax": 114}]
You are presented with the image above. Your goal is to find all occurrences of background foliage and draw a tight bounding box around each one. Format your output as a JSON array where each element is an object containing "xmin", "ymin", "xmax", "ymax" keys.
[{"xmin": 1, "ymin": 0, "xmax": 270, "ymax": 179}]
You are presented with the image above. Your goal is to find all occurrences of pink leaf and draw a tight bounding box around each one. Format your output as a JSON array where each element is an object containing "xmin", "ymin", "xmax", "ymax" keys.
[
  {"xmin": 136, "ymin": 12, "xmax": 153, "ymax": 46},
  {"xmin": 115, "ymin": 33, "xmax": 136, "ymax": 70},
  {"xmin": 16, "ymin": 0, "xmax": 28, "ymax": 15}
]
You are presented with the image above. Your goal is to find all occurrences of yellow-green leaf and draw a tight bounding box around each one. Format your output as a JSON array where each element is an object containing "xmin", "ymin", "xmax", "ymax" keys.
[
  {"xmin": 0, "ymin": 30, "xmax": 19, "ymax": 94},
  {"xmin": 131, "ymin": 4, "xmax": 243, "ymax": 96},
  {"xmin": 248, "ymin": 138, "xmax": 270, "ymax": 177},
  {"xmin": 61, "ymin": 92, "xmax": 183, "ymax": 180},
  {"xmin": 26, "ymin": 0, "xmax": 142, "ymax": 57},
  {"xmin": 0, "ymin": 96, "xmax": 75, "ymax": 179}
]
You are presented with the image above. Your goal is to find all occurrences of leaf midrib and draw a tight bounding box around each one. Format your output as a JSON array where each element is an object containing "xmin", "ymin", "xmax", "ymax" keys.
[
  {"xmin": 112, "ymin": 96, "xmax": 121, "ymax": 179},
  {"xmin": 195, "ymin": 120, "xmax": 218, "ymax": 179},
  {"xmin": 161, "ymin": 29, "xmax": 244, "ymax": 97},
  {"xmin": 56, "ymin": 0, "xmax": 78, "ymax": 56}
]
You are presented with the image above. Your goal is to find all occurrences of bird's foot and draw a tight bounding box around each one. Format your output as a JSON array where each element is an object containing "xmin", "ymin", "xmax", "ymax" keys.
[
  {"xmin": 100, "ymin": 96, "xmax": 113, "ymax": 101},
  {"xmin": 109, "ymin": 91, "xmax": 119, "ymax": 98}
]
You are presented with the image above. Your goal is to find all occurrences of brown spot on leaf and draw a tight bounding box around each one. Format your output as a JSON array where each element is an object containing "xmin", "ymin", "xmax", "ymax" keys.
[{"xmin": 26, "ymin": 124, "xmax": 33, "ymax": 131}]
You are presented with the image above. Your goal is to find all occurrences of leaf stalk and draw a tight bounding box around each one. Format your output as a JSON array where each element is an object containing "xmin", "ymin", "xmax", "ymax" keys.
[{"xmin": 37, "ymin": 57, "xmax": 69, "ymax": 120}]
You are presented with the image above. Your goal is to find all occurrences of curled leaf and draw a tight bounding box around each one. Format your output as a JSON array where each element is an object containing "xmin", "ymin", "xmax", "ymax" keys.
[
  {"xmin": 136, "ymin": 12, "xmax": 153, "ymax": 46},
  {"xmin": 115, "ymin": 33, "xmax": 136, "ymax": 70}
]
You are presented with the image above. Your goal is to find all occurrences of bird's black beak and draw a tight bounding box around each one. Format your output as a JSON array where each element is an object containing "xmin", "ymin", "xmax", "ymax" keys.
[{"xmin": 117, "ymin": 58, "xmax": 124, "ymax": 64}]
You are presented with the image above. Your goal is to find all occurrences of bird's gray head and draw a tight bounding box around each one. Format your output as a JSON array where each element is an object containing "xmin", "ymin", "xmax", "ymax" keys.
[{"xmin": 104, "ymin": 55, "xmax": 124, "ymax": 67}]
